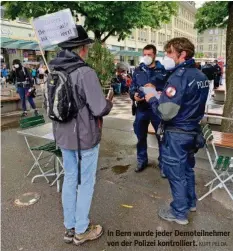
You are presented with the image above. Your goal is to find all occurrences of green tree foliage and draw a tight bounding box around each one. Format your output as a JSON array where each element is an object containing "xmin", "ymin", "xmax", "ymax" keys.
[
  {"xmin": 86, "ymin": 41, "xmax": 115, "ymax": 87},
  {"xmin": 195, "ymin": 1, "xmax": 229, "ymax": 33},
  {"xmin": 195, "ymin": 2, "xmax": 233, "ymax": 132},
  {"xmin": 2, "ymin": 1, "xmax": 177, "ymax": 42}
]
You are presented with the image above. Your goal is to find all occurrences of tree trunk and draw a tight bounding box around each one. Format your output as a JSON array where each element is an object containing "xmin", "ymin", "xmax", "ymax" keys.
[
  {"xmin": 94, "ymin": 30, "xmax": 102, "ymax": 40},
  {"xmin": 221, "ymin": 2, "xmax": 233, "ymax": 132}
]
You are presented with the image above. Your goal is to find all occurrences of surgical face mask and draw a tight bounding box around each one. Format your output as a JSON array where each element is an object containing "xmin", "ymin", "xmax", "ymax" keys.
[
  {"xmin": 122, "ymin": 73, "xmax": 127, "ymax": 77},
  {"xmin": 14, "ymin": 64, "xmax": 19, "ymax": 68},
  {"xmin": 142, "ymin": 55, "xmax": 153, "ymax": 66},
  {"xmin": 162, "ymin": 56, "xmax": 176, "ymax": 70}
]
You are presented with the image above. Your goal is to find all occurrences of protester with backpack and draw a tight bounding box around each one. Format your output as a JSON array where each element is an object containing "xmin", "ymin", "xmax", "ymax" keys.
[
  {"xmin": 10, "ymin": 59, "xmax": 38, "ymax": 117},
  {"xmin": 46, "ymin": 25, "xmax": 113, "ymax": 246}
]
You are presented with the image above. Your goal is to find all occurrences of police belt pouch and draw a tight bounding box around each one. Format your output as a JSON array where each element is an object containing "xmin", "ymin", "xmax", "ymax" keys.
[{"xmin": 165, "ymin": 126, "xmax": 206, "ymax": 152}]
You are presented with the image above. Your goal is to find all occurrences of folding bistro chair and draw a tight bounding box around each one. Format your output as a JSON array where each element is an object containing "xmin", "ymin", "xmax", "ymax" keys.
[
  {"xmin": 20, "ymin": 115, "xmax": 62, "ymax": 183},
  {"xmin": 199, "ymin": 124, "xmax": 233, "ymax": 201}
]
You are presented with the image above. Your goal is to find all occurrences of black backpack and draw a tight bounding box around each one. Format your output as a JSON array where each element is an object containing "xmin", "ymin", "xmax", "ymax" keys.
[
  {"xmin": 44, "ymin": 63, "xmax": 87, "ymax": 185},
  {"xmin": 44, "ymin": 64, "xmax": 86, "ymax": 123}
]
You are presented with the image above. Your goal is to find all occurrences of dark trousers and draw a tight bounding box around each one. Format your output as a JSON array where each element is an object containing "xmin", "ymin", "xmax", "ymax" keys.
[
  {"xmin": 214, "ymin": 76, "xmax": 220, "ymax": 89},
  {"xmin": 161, "ymin": 131, "xmax": 197, "ymax": 220},
  {"xmin": 17, "ymin": 87, "xmax": 36, "ymax": 112},
  {"xmin": 133, "ymin": 108, "xmax": 161, "ymax": 167}
]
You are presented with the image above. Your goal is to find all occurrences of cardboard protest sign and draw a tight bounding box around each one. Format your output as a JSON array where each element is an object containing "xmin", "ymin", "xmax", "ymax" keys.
[{"xmin": 32, "ymin": 9, "xmax": 78, "ymax": 47}]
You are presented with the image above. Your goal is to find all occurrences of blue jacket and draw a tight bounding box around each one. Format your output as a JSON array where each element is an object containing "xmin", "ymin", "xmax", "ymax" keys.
[
  {"xmin": 149, "ymin": 59, "xmax": 209, "ymax": 131},
  {"xmin": 1, "ymin": 68, "xmax": 9, "ymax": 78},
  {"xmin": 129, "ymin": 61, "xmax": 166, "ymax": 109}
]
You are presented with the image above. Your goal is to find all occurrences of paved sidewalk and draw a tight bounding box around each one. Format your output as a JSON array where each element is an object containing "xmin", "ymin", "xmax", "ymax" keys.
[{"xmin": 1, "ymin": 95, "xmax": 233, "ymax": 251}]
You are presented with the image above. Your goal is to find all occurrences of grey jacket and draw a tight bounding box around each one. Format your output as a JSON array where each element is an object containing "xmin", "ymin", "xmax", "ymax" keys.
[{"xmin": 49, "ymin": 50, "xmax": 113, "ymax": 150}]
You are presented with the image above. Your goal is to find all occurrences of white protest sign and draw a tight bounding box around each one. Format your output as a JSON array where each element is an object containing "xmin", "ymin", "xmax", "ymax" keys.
[{"xmin": 32, "ymin": 9, "xmax": 78, "ymax": 47}]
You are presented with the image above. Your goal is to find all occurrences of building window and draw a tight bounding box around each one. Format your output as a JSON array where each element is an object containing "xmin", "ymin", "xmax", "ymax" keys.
[
  {"xmin": 209, "ymin": 44, "xmax": 212, "ymax": 51},
  {"xmin": 215, "ymin": 29, "xmax": 218, "ymax": 35},
  {"xmin": 128, "ymin": 47, "xmax": 135, "ymax": 51},
  {"xmin": 208, "ymin": 36, "xmax": 213, "ymax": 42},
  {"xmin": 158, "ymin": 32, "xmax": 165, "ymax": 45},
  {"xmin": 213, "ymin": 53, "xmax": 217, "ymax": 58},
  {"xmin": 120, "ymin": 56, "xmax": 124, "ymax": 62},
  {"xmin": 209, "ymin": 30, "xmax": 213, "ymax": 35},
  {"xmin": 112, "ymin": 46, "xmax": 121, "ymax": 51},
  {"xmin": 214, "ymin": 44, "xmax": 218, "ymax": 50},
  {"xmin": 151, "ymin": 30, "xmax": 156, "ymax": 43},
  {"xmin": 129, "ymin": 30, "xmax": 135, "ymax": 40},
  {"xmin": 214, "ymin": 36, "xmax": 218, "ymax": 41},
  {"xmin": 138, "ymin": 29, "xmax": 148, "ymax": 42},
  {"xmin": 199, "ymin": 45, "xmax": 203, "ymax": 51}
]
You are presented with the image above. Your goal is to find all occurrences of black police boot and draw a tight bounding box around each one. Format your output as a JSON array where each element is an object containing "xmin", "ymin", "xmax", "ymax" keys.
[{"xmin": 135, "ymin": 163, "xmax": 147, "ymax": 173}]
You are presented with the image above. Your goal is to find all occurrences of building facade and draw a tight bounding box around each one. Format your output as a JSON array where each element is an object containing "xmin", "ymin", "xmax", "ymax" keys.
[
  {"xmin": 196, "ymin": 28, "xmax": 226, "ymax": 60},
  {"xmin": 0, "ymin": 6, "xmax": 57, "ymax": 67},
  {"xmin": 88, "ymin": 1, "xmax": 197, "ymax": 65},
  {"xmin": 1, "ymin": 2, "xmax": 198, "ymax": 67}
]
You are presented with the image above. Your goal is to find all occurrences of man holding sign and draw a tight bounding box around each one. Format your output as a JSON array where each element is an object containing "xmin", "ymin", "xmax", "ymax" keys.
[{"xmin": 33, "ymin": 11, "xmax": 113, "ymax": 246}]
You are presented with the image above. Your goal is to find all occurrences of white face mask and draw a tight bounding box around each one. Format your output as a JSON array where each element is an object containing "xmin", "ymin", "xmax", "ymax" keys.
[
  {"xmin": 14, "ymin": 64, "xmax": 19, "ymax": 68},
  {"xmin": 162, "ymin": 56, "xmax": 176, "ymax": 70},
  {"xmin": 142, "ymin": 55, "xmax": 153, "ymax": 66}
]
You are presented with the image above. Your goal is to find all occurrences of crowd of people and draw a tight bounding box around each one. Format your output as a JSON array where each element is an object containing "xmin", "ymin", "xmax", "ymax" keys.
[
  {"xmin": 34, "ymin": 24, "xmax": 212, "ymax": 247},
  {"xmin": 196, "ymin": 60, "xmax": 223, "ymax": 89}
]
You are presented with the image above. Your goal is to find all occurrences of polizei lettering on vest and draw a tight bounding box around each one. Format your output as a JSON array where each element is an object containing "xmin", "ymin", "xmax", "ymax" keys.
[{"xmin": 197, "ymin": 80, "xmax": 209, "ymax": 89}]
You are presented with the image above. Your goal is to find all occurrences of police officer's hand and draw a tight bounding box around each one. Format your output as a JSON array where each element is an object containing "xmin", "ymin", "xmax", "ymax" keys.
[
  {"xmin": 134, "ymin": 92, "xmax": 144, "ymax": 102},
  {"xmin": 145, "ymin": 93, "xmax": 155, "ymax": 102}
]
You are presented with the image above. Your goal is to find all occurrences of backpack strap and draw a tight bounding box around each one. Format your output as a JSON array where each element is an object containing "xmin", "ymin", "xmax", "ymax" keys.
[{"xmin": 66, "ymin": 62, "xmax": 88, "ymax": 185}]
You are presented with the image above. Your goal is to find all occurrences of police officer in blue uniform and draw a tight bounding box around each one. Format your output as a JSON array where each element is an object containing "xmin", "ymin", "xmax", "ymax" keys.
[
  {"xmin": 129, "ymin": 44, "xmax": 166, "ymax": 173},
  {"xmin": 145, "ymin": 38, "xmax": 209, "ymax": 225}
]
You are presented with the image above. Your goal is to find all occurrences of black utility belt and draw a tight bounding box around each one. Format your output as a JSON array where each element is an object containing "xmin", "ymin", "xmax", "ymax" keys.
[
  {"xmin": 16, "ymin": 82, "xmax": 31, "ymax": 88},
  {"xmin": 165, "ymin": 126, "xmax": 198, "ymax": 135}
]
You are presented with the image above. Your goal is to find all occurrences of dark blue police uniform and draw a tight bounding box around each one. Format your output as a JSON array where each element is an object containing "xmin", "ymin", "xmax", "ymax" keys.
[
  {"xmin": 148, "ymin": 59, "xmax": 209, "ymax": 220},
  {"xmin": 129, "ymin": 61, "xmax": 165, "ymax": 169}
]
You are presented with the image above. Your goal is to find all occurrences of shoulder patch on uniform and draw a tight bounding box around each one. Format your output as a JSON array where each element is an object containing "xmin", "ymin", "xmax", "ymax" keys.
[
  {"xmin": 176, "ymin": 68, "xmax": 186, "ymax": 77},
  {"xmin": 165, "ymin": 86, "xmax": 176, "ymax": 98}
]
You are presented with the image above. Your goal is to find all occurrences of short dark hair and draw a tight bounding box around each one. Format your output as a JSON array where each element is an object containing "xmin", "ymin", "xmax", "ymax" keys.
[
  {"xmin": 164, "ymin": 37, "xmax": 195, "ymax": 60},
  {"xmin": 143, "ymin": 44, "xmax": 157, "ymax": 55}
]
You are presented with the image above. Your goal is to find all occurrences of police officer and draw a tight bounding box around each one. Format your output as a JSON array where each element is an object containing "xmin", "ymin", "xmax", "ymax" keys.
[
  {"xmin": 213, "ymin": 60, "xmax": 222, "ymax": 89},
  {"xmin": 145, "ymin": 38, "xmax": 209, "ymax": 225},
  {"xmin": 129, "ymin": 44, "xmax": 166, "ymax": 173}
]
